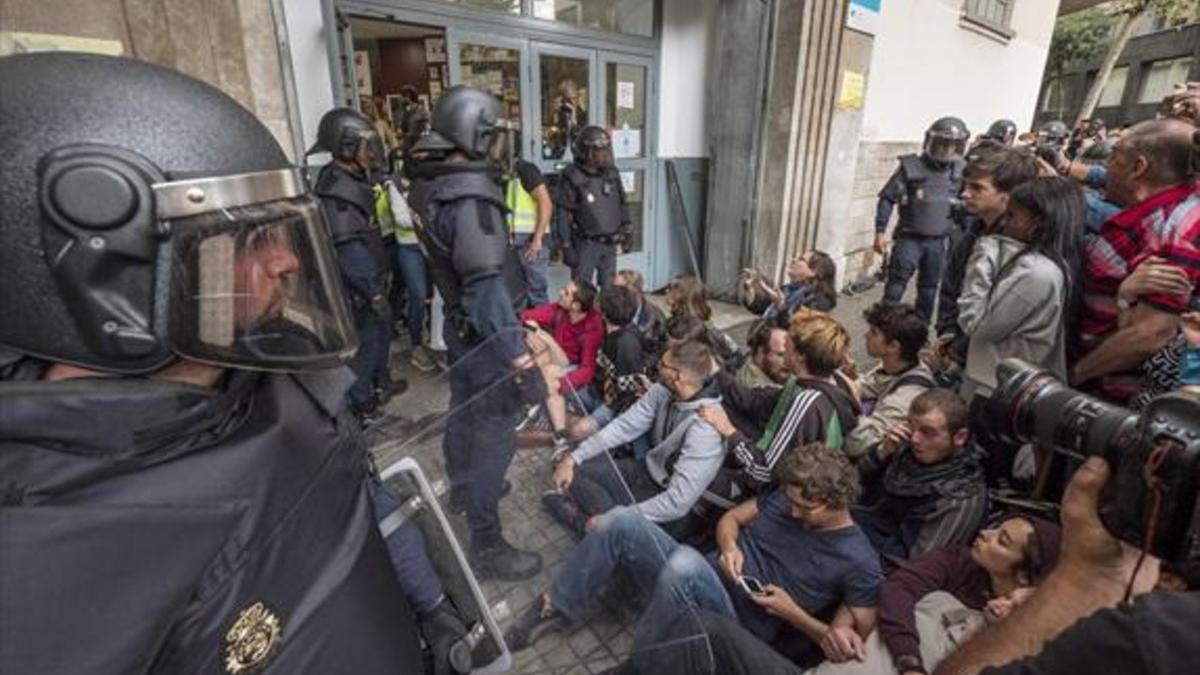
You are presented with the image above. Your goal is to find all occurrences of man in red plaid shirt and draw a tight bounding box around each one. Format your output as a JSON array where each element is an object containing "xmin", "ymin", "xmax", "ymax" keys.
[{"xmin": 1073, "ymin": 118, "xmax": 1200, "ymax": 403}]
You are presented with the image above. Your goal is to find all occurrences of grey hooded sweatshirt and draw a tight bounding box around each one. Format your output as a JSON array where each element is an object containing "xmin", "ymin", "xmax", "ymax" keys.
[{"xmin": 570, "ymin": 382, "xmax": 724, "ymax": 523}]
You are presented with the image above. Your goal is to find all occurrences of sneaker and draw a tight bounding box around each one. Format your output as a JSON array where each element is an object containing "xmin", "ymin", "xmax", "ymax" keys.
[
  {"xmin": 504, "ymin": 594, "xmax": 569, "ymax": 652},
  {"xmin": 410, "ymin": 345, "xmax": 438, "ymax": 372},
  {"xmin": 469, "ymin": 536, "xmax": 542, "ymax": 581},
  {"xmin": 541, "ymin": 491, "xmax": 586, "ymax": 535}
]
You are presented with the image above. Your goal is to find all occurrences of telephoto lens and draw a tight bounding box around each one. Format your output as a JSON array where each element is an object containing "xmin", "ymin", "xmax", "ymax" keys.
[{"xmin": 987, "ymin": 359, "xmax": 1200, "ymax": 562}]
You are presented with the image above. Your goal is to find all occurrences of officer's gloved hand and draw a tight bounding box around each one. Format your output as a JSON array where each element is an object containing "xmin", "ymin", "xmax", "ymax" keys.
[{"xmin": 419, "ymin": 598, "xmax": 471, "ymax": 675}]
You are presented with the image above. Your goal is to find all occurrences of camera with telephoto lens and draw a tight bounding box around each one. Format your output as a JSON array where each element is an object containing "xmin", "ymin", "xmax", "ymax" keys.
[{"xmin": 986, "ymin": 358, "xmax": 1200, "ymax": 562}]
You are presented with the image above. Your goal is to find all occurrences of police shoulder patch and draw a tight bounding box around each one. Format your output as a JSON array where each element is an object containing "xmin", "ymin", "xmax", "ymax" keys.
[{"xmin": 224, "ymin": 601, "xmax": 283, "ymax": 674}]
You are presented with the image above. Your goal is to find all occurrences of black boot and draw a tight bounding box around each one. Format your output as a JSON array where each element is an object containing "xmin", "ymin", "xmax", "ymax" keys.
[
  {"xmin": 419, "ymin": 597, "xmax": 474, "ymax": 675},
  {"xmin": 469, "ymin": 533, "xmax": 542, "ymax": 581}
]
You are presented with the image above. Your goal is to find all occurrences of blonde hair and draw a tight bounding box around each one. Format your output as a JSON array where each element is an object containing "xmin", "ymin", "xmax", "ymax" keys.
[
  {"xmin": 788, "ymin": 308, "xmax": 849, "ymax": 378},
  {"xmin": 616, "ymin": 269, "xmax": 645, "ymax": 293}
]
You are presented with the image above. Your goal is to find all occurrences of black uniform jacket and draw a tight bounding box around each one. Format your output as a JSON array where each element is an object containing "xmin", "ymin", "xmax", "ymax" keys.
[{"xmin": 0, "ymin": 368, "xmax": 422, "ymax": 674}]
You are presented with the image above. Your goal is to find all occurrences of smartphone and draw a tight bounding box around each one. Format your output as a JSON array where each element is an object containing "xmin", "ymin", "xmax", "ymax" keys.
[{"xmin": 738, "ymin": 575, "xmax": 766, "ymax": 596}]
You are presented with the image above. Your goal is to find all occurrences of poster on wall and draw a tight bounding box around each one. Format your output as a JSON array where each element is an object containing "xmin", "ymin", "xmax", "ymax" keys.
[
  {"xmin": 846, "ymin": 0, "xmax": 881, "ymax": 35},
  {"xmin": 354, "ymin": 50, "xmax": 372, "ymax": 96},
  {"xmin": 0, "ymin": 31, "xmax": 124, "ymax": 56},
  {"xmin": 425, "ymin": 37, "xmax": 446, "ymax": 64},
  {"xmin": 612, "ymin": 127, "xmax": 641, "ymax": 159}
]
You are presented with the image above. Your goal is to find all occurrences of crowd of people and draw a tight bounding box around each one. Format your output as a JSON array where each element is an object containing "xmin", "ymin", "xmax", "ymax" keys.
[{"xmin": 475, "ymin": 83, "xmax": 1200, "ymax": 674}]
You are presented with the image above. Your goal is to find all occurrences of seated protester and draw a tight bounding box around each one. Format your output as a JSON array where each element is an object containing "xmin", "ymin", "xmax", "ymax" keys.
[
  {"xmin": 844, "ymin": 302, "xmax": 935, "ymax": 460},
  {"xmin": 668, "ymin": 274, "xmax": 744, "ymax": 367},
  {"xmin": 507, "ymin": 444, "xmax": 883, "ymax": 668},
  {"xmin": 1072, "ymin": 118, "xmax": 1200, "ymax": 405},
  {"xmin": 544, "ymin": 341, "xmax": 724, "ymax": 538},
  {"xmin": 700, "ymin": 309, "xmax": 860, "ymax": 504},
  {"xmin": 873, "ymin": 515, "xmax": 1060, "ymax": 675},
  {"xmin": 569, "ymin": 285, "xmax": 649, "ymax": 441},
  {"xmin": 763, "ymin": 251, "xmax": 839, "ymax": 320},
  {"xmin": 957, "ymin": 177, "xmax": 1082, "ymax": 402},
  {"xmin": 853, "ymin": 389, "xmax": 986, "ymax": 566},
  {"xmin": 615, "ymin": 268, "xmax": 666, "ymax": 360},
  {"xmin": 936, "ymin": 148, "xmax": 1041, "ymax": 359},
  {"xmin": 650, "ymin": 515, "xmax": 1060, "ymax": 675},
  {"xmin": 519, "ymin": 278, "xmax": 604, "ymax": 396},
  {"xmin": 737, "ymin": 319, "xmax": 792, "ymax": 389}
]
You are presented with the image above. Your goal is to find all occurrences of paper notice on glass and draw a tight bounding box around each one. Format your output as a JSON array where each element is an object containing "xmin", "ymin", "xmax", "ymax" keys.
[
  {"xmin": 612, "ymin": 128, "xmax": 641, "ymax": 159},
  {"xmin": 617, "ymin": 81, "xmax": 636, "ymax": 109},
  {"xmin": 620, "ymin": 171, "xmax": 636, "ymax": 195}
]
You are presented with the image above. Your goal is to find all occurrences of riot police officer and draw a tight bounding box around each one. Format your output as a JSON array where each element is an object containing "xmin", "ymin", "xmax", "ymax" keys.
[
  {"xmin": 985, "ymin": 119, "xmax": 1018, "ymax": 147},
  {"xmin": 406, "ymin": 86, "xmax": 545, "ymax": 581},
  {"xmin": 308, "ymin": 108, "xmax": 403, "ymax": 422},
  {"xmin": 559, "ymin": 125, "xmax": 631, "ymax": 286},
  {"xmin": 0, "ymin": 53, "xmax": 421, "ymax": 673},
  {"xmin": 874, "ymin": 116, "xmax": 969, "ymax": 320}
]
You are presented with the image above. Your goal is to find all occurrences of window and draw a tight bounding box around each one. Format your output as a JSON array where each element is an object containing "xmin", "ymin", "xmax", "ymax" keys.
[
  {"xmin": 1138, "ymin": 57, "xmax": 1193, "ymax": 104},
  {"xmin": 1041, "ymin": 76, "xmax": 1076, "ymax": 114},
  {"xmin": 429, "ymin": 0, "xmax": 520, "ymax": 13},
  {"xmin": 962, "ymin": 0, "xmax": 1015, "ymax": 36},
  {"xmin": 532, "ymin": 0, "xmax": 655, "ymax": 37},
  {"xmin": 1097, "ymin": 65, "xmax": 1129, "ymax": 108}
]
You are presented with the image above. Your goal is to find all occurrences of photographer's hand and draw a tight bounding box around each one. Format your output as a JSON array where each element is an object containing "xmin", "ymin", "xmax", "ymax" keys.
[{"xmin": 933, "ymin": 457, "xmax": 1160, "ymax": 675}]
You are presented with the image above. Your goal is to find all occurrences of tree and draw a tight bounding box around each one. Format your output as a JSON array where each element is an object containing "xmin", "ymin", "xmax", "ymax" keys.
[{"xmin": 1074, "ymin": 0, "xmax": 1200, "ymax": 125}]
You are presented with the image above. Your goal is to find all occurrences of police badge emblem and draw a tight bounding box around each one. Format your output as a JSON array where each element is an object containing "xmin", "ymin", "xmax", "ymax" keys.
[{"xmin": 224, "ymin": 601, "xmax": 283, "ymax": 674}]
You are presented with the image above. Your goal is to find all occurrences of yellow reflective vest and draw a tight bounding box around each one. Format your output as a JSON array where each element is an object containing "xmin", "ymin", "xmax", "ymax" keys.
[{"xmin": 505, "ymin": 177, "xmax": 538, "ymax": 235}]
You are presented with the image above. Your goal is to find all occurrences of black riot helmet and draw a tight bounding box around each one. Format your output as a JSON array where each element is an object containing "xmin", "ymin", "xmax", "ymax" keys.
[
  {"xmin": 308, "ymin": 107, "xmax": 386, "ymax": 172},
  {"xmin": 572, "ymin": 125, "xmax": 614, "ymax": 169},
  {"xmin": 985, "ymin": 119, "xmax": 1018, "ymax": 146},
  {"xmin": 0, "ymin": 53, "xmax": 357, "ymax": 374},
  {"xmin": 923, "ymin": 116, "xmax": 970, "ymax": 164},
  {"xmin": 1038, "ymin": 120, "xmax": 1070, "ymax": 147},
  {"xmin": 411, "ymin": 85, "xmax": 513, "ymax": 161}
]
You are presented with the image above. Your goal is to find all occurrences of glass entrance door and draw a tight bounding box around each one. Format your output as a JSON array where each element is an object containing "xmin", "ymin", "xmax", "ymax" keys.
[
  {"xmin": 531, "ymin": 43, "xmax": 596, "ymax": 170},
  {"xmin": 598, "ymin": 52, "xmax": 653, "ymax": 276},
  {"xmin": 447, "ymin": 32, "xmax": 531, "ymax": 156}
]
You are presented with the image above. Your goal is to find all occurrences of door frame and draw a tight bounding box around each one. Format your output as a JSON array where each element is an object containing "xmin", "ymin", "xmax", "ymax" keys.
[{"xmin": 596, "ymin": 50, "xmax": 656, "ymax": 276}]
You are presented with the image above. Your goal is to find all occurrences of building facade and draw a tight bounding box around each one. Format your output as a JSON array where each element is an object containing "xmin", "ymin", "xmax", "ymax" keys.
[{"xmin": 1035, "ymin": 17, "xmax": 1200, "ymax": 130}]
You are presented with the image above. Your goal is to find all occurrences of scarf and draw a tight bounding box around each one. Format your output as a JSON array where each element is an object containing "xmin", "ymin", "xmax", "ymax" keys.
[{"xmin": 883, "ymin": 446, "xmax": 985, "ymax": 500}]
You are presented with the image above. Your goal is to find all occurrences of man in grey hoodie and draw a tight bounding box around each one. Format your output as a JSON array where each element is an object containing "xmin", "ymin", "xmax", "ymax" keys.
[{"xmin": 545, "ymin": 340, "xmax": 725, "ymax": 538}]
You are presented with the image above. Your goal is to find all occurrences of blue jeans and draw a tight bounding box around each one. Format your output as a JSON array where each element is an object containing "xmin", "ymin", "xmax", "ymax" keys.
[
  {"xmin": 550, "ymin": 508, "xmax": 737, "ymax": 629},
  {"xmin": 884, "ymin": 235, "xmax": 947, "ymax": 320},
  {"xmin": 513, "ymin": 233, "xmax": 550, "ymax": 306},
  {"xmin": 369, "ymin": 481, "xmax": 445, "ymax": 614},
  {"xmin": 394, "ymin": 244, "xmax": 429, "ymax": 347}
]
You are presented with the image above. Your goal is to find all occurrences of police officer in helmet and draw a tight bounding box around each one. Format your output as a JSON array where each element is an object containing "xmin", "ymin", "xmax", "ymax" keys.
[
  {"xmin": 984, "ymin": 119, "xmax": 1018, "ymax": 147},
  {"xmin": 405, "ymin": 85, "xmax": 546, "ymax": 581},
  {"xmin": 559, "ymin": 125, "xmax": 631, "ymax": 286},
  {"xmin": 0, "ymin": 53, "xmax": 421, "ymax": 673},
  {"xmin": 308, "ymin": 107, "xmax": 404, "ymax": 423},
  {"xmin": 874, "ymin": 115, "xmax": 969, "ymax": 320}
]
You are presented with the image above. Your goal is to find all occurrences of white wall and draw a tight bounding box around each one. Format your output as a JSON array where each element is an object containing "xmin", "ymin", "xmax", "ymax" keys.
[
  {"xmin": 860, "ymin": 0, "xmax": 1061, "ymax": 142},
  {"xmin": 657, "ymin": 0, "xmax": 717, "ymax": 157},
  {"xmin": 281, "ymin": 0, "xmax": 335, "ymax": 159}
]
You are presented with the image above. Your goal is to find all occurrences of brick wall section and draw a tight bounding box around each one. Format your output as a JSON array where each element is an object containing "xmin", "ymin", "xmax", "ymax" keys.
[{"xmin": 839, "ymin": 140, "xmax": 922, "ymax": 285}]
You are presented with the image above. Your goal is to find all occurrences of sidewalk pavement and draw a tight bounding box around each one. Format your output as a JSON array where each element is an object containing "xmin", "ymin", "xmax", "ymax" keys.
[{"xmin": 367, "ymin": 282, "xmax": 885, "ymax": 674}]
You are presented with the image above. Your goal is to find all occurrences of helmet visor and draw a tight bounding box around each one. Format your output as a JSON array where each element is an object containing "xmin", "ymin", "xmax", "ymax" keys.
[
  {"xmin": 927, "ymin": 134, "xmax": 966, "ymax": 163},
  {"xmin": 167, "ymin": 196, "xmax": 357, "ymax": 371}
]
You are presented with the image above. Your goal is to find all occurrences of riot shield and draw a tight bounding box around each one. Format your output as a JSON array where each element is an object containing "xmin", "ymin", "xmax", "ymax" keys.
[{"xmin": 368, "ymin": 326, "xmax": 725, "ymax": 675}]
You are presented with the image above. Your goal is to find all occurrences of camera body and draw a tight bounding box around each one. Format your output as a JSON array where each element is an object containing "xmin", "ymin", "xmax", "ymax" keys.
[{"xmin": 987, "ymin": 359, "xmax": 1200, "ymax": 561}]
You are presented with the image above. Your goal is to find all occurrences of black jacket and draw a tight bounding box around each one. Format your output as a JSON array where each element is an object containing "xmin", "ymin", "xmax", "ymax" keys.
[{"xmin": 0, "ymin": 367, "xmax": 421, "ymax": 674}]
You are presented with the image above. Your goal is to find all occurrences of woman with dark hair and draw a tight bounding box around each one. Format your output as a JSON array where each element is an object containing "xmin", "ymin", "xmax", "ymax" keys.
[
  {"xmin": 766, "ymin": 251, "xmax": 839, "ymax": 319},
  {"xmin": 667, "ymin": 274, "xmax": 713, "ymax": 322},
  {"xmin": 957, "ymin": 177, "xmax": 1084, "ymax": 400}
]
